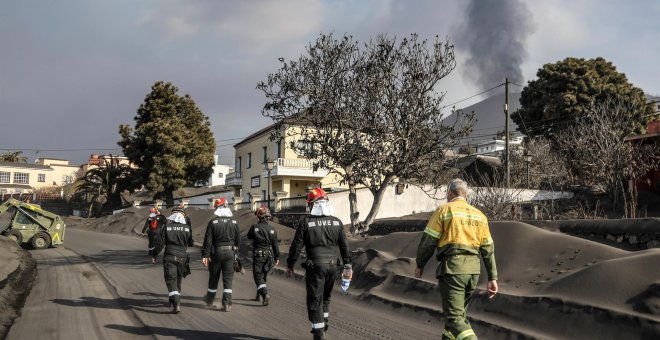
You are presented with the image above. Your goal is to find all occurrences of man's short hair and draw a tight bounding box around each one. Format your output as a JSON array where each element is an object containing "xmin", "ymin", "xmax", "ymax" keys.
[{"xmin": 447, "ymin": 178, "xmax": 469, "ymax": 197}]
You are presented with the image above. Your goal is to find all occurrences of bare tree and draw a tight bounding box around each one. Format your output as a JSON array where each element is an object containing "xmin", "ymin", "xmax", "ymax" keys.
[
  {"xmin": 258, "ymin": 33, "xmax": 473, "ymax": 231},
  {"xmin": 509, "ymin": 137, "xmax": 571, "ymax": 190},
  {"xmin": 556, "ymin": 97, "xmax": 659, "ymax": 215},
  {"xmin": 468, "ymin": 169, "xmax": 522, "ymax": 220}
]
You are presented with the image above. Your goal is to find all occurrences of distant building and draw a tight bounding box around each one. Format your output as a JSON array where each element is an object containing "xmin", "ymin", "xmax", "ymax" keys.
[
  {"xmin": 226, "ymin": 123, "xmax": 341, "ymax": 206},
  {"xmin": 0, "ymin": 156, "xmax": 87, "ymax": 195},
  {"xmin": 475, "ymin": 134, "xmax": 524, "ymax": 155},
  {"xmin": 35, "ymin": 157, "xmax": 79, "ymax": 186},
  {"xmin": 626, "ymin": 120, "xmax": 660, "ymax": 193},
  {"xmin": 83, "ymin": 154, "xmax": 131, "ymax": 169},
  {"xmin": 196, "ymin": 155, "xmax": 233, "ymax": 187}
]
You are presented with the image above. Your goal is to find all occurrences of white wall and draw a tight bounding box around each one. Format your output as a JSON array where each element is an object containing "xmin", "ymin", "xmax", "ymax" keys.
[
  {"xmin": 327, "ymin": 184, "xmax": 573, "ymax": 224},
  {"xmin": 186, "ymin": 191, "xmax": 235, "ymax": 207},
  {"xmin": 328, "ymin": 185, "xmax": 446, "ymax": 224}
]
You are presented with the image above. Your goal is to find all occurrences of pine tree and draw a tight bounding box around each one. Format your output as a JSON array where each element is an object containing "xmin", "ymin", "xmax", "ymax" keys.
[{"xmin": 119, "ymin": 81, "xmax": 215, "ymax": 205}]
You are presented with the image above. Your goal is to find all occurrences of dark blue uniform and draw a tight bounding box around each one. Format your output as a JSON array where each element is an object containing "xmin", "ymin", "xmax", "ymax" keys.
[
  {"xmin": 247, "ymin": 220, "xmax": 280, "ymax": 304},
  {"xmin": 202, "ymin": 216, "xmax": 240, "ymax": 310},
  {"xmin": 288, "ymin": 215, "xmax": 350, "ymax": 338},
  {"xmin": 150, "ymin": 220, "xmax": 193, "ymax": 313}
]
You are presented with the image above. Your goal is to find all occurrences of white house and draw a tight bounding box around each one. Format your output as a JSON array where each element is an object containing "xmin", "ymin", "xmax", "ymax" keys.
[
  {"xmin": 203, "ymin": 155, "xmax": 233, "ymax": 187},
  {"xmin": 475, "ymin": 135, "xmax": 524, "ymax": 155}
]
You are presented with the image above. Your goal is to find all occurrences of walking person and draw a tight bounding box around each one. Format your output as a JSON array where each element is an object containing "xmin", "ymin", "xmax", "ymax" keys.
[
  {"xmin": 247, "ymin": 206, "xmax": 280, "ymax": 306},
  {"xmin": 415, "ymin": 178, "xmax": 498, "ymax": 340},
  {"xmin": 141, "ymin": 207, "xmax": 167, "ymax": 254},
  {"xmin": 286, "ymin": 188, "xmax": 351, "ymax": 340},
  {"xmin": 202, "ymin": 198, "xmax": 240, "ymax": 311},
  {"xmin": 150, "ymin": 207, "xmax": 193, "ymax": 313}
]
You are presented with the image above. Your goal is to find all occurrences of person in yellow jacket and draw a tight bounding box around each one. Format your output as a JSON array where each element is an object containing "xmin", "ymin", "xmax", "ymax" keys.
[{"xmin": 415, "ymin": 178, "xmax": 498, "ymax": 340}]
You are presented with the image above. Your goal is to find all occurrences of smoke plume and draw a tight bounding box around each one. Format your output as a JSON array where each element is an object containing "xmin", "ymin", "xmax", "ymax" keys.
[{"xmin": 455, "ymin": 0, "xmax": 534, "ymax": 89}]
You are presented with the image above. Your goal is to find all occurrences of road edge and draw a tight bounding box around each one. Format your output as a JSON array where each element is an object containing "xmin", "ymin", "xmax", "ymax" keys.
[{"xmin": 0, "ymin": 238, "xmax": 37, "ymax": 340}]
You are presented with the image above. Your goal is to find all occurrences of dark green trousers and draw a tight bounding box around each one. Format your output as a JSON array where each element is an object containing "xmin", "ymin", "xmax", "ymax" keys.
[{"xmin": 438, "ymin": 274, "xmax": 479, "ymax": 340}]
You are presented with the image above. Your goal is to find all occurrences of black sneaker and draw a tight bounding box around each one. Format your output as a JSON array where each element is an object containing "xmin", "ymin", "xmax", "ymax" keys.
[{"xmin": 221, "ymin": 304, "xmax": 232, "ymax": 312}]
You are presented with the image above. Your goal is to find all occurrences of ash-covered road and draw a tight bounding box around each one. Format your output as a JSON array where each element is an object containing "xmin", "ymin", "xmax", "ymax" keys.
[{"xmin": 7, "ymin": 229, "xmax": 441, "ymax": 339}]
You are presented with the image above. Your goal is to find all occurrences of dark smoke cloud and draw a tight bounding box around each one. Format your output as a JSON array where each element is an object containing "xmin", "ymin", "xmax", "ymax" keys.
[{"xmin": 455, "ymin": 0, "xmax": 534, "ymax": 88}]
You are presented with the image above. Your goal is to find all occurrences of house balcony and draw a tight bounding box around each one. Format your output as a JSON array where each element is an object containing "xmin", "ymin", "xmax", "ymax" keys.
[
  {"xmin": 225, "ymin": 172, "xmax": 243, "ymax": 187},
  {"xmin": 262, "ymin": 158, "xmax": 329, "ymax": 179}
]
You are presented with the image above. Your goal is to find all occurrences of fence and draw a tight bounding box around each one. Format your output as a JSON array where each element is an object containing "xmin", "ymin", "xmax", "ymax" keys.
[
  {"xmin": 236, "ymin": 201, "xmax": 252, "ymax": 211},
  {"xmin": 279, "ymin": 197, "xmax": 307, "ymax": 210},
  {"xmin": 1, "ymin": 192, "xmax": 64, "ymax": 203},
  {"xmin": 253, "ymin": 199, "xmax": 274, "ymax": 210}
]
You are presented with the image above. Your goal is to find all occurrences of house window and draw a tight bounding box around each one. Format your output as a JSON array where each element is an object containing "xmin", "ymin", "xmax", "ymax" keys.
[
  {"xmin": 237, "ymin": 157, "xmax": 242, "ymax": 172},
  {"xmin": 218, "ymin": 173, "xmax": 224, "ymax": 178},
  {"xmin": 14, "ymin": 172, "xmax": 29, "ymax": 184},
  {"xmin": 38, "ymin": 174, "xmax": 46, "ymax": 182},
  {"xmin": 276, "ymin": 140, "xmax": 282, "ymax": 158},
  {"xmin": 295, "ymin": 140, "xmax": 315, "ymax": 158},
  {"xmin": 247, "ymin": 153, "xmax": 252, "ymax": 168},
  {"xmin": 0, "ymin": 171, "xmax": 9, "ymax": 183},
  {"xmin": 263, "ymin": 146, "xmax": 268, "ymax": 163}
]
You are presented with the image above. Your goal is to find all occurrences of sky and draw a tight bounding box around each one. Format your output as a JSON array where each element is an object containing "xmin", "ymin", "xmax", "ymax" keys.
[{"xmin": 1, "ymin": 0, "xmax": 659, "ymax": 165}]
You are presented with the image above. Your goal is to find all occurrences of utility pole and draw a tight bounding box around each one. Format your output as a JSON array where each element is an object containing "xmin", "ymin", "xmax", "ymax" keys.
[{"xmin": 504, "ymin": 77, "xmax": 510, "ymax": 188}]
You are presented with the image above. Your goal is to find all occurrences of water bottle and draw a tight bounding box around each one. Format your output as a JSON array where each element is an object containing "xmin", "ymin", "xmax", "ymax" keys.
[{"xmin": 340, "ymin": 264, "xmax": 352, "ymax": 294}]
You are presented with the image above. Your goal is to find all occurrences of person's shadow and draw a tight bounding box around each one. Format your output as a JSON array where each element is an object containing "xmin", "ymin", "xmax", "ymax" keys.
[
  {"xmin": 105, "ymin": 324, "xmax": 279, "ymax": 340},
  {"xmin": 51, "ymin": 292, "xmax": 212, "ymax": 314}
]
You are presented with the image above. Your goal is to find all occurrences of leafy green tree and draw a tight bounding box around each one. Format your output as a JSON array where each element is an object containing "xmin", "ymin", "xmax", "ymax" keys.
[
  {"xmin": 513, "ymin": 57, "xmax": 652, "ymax": 139},
  {"xmin": 118, "ymin": 81, "xmax": 216, "ymax": 206},
  {"xmin": 0, "ymin": 151, "xmax": 28, "ymax": 163}
]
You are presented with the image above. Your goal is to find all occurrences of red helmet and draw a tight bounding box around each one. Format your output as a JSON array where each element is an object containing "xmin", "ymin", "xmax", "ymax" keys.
[
  {"xmin": 306, "ymin": 187, "xmax": 328, "ymax": 206},
  {"xmin": 255, "ymin": 205, "xmax": 271, "ymax": 219},
  {"xmin": 149, "ymin": 207, "xmax": 159, "ymax": 214},
  {"xmin": 214, "ymin": 197, "xmax": 227, "ymax": 208}
]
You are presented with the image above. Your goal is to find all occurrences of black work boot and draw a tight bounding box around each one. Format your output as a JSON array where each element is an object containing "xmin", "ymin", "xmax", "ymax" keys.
[
  {"xmin": 203, "ymin": 292, "xmax": 216, "ymax": 307},
  {"xmin": 170, "ymin": 295, "xmax": 180, "ymax": 314},
  {"xmin": 221, "ymin": 293, "xmax": 232, "ymax": 312},
  {"xmin": 258, "ymin": 287, "xmax": 270, "ymax": 306},
  {"xmin": 311, "ymin": 329, "xmax": 325, "ymax": 340}
]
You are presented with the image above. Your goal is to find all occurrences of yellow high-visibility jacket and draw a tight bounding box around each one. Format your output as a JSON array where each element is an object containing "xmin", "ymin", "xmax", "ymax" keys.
[{"xmin": 417, "ymin": 197, "xmax": 497, "ymax": 280}]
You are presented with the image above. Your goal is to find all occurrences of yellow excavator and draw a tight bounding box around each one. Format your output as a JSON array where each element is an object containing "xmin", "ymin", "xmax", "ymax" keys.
[{"xmin": 0, "ymin": 198, "xmax": 66, "ymax": 249}]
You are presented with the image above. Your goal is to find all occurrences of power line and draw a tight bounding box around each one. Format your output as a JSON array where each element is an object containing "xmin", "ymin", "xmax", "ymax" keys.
[
  {"xmin": 441, "ymin": 83, "xmax": 505, "ymax": 109},
  {"xmin": 215, "ymin": 137, "xmax": 245, "ymax": 143}
]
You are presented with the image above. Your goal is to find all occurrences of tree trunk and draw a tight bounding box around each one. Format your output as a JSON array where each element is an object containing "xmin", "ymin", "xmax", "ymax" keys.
[
  {"xmin": 363, "ymin": 175, "xmax": 395, "ymax": 229},
  {"xmin": 348, "ymin": 182, "xmax": 359, "ymax": 234},
  {"xmin": 165, "ymin": 189, "xmax": 175, "ymax": 207},
  {"xmin": 344, "ymin": 166, "xmax": 360, "ymax": 234}
]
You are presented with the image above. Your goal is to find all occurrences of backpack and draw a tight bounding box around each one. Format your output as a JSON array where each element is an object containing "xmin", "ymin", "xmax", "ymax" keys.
[{"xmin": 149, "ymin": 217, "xmax": 158, "ymax": 230}]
